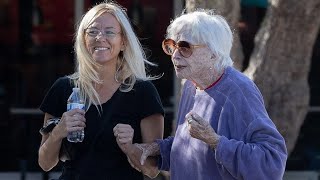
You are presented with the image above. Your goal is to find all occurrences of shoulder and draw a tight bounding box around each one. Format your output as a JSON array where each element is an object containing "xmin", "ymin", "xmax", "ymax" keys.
[
  {"xmin": 224, "ymin": 67, "xmax": 255, "ymax": 88},
  {"xmin": 131, "ymin": 80, "xmax": 164, "ymax": 118},
  {"xmin": 52, "ymin": 76, "xmax": 73, "ymax": 89},
  {"xmin": 46, "ymin": 76, "xmax": 74, "ymax": 97},
  {"xmin": 218, "ymin": 68, "xmax": 267, "ymax": 118},
  {"xmin": 220, "ymin": 67, "xmax": 262, "ymax": 98},
  {"xmin": 181, "ymin": 80, "xmax": 196, "ymax": 95},
  {"xmin": 133, "ymin": 79, "xmax": 159, "ymax": 94},
  {"xmin": 134, "ymin": 79, "xmax": 156, "ymax": 88},
  {"xmin": 40, "ymin": 76, "xmax": 73, "ymax": 117}
]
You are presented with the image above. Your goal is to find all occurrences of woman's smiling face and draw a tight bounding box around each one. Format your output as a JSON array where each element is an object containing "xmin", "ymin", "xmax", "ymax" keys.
[{"xmin": 84, "ymin": 12, "xmax": 125, "ymax": 65}]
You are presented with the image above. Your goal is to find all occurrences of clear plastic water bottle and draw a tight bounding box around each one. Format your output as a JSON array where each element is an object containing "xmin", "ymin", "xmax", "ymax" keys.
[{"xmin": 67, "ymin": 87, "xmax": 85, "ymax": 143}]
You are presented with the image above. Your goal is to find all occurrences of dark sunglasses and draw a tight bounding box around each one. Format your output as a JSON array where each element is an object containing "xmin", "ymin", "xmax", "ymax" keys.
[{"xmin": 162, "ymin": 39, "xmax": 205, "ymax": 58}]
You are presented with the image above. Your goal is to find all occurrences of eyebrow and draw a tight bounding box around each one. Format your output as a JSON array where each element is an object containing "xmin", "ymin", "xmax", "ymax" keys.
[{"xmin": 87, "ymin": 26, "xmax": 117, "ymax": 30}]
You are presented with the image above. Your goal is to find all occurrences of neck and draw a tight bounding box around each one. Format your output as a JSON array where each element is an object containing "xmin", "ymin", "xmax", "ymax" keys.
[
  {"xmin": 96, "ymin": 61, "xmax": 119, "ymax": 88},
  {"xmin": 192, "ymin": 70, "xmax": 223, "ymax": 90},
  {"xmin": 99, "ymin": 60, "xmax": 117, "ymax": 78},
  {"xmin": 94, "ymin": 66, "xmax": 121, "ymax": 104}
]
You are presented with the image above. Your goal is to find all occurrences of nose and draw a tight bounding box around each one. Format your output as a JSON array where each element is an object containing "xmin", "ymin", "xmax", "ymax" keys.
[
  {"xmin": 171, "ymin": 47, "xmax": 181, "ymax": 58},
  {"xmin": 171, "ymin": 51, "xmax": 181, "ymax": 63},
  {"xmin": 95, "ymin": 32, "xmax": 106, "ymax": 41}
]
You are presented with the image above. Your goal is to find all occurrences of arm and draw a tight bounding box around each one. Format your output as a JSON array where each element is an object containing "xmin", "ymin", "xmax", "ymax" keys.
[
  {"xmin": 214, "ymin": 84, "xmax": 288, "ymax": 179},
  {"xmin": 136, "ymin": 113, "xmax": 164, "ymax": 177},
  {"xmin": 128, "ymin": 136, "xmax": 174, "ymax": 172},
  {"xmin": 38, "ymin": 109, "xmax": 86, "ymax": 171},
  {"xmin": 38, "ymin": 113, "xmax": 63, "ymax": 171},
  {"xmin": 187, "ymin": 111, "xmax": 287, "ymax": 179},
  {"xmin": 215, "ymin": 119, "xmax": 287, "ymax": 180},
  {"xmin": 114, "ymin": 114, "xmax": 164, "ymax": 178}
]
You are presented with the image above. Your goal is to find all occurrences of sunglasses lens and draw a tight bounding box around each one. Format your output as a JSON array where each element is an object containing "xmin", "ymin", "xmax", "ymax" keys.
[
  {"xmin": 177, "ymin": 41, "xmax": 192, "ymax": 57},
  {"xmin": 162, "ymin": 39, "xmax": 193, "ymax": 58}
]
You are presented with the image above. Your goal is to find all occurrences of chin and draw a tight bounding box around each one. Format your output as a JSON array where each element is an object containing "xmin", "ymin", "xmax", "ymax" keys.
[
  {"xmin": 175, "ymin": 73, "xmax": 184, "ymax": 79},
  {"xmin": 93, "ymin": 57, "xmax": 111, "ymax": 64}
]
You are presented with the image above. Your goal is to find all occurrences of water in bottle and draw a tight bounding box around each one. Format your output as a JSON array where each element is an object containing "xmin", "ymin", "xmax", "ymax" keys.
[{"xmin": 67, "ymin": 87, "xmax": 85, "ymax": 143}]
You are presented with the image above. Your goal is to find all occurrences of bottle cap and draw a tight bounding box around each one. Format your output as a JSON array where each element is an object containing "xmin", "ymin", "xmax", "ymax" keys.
[{"xmin": 73, "ymin": 88, "xmax": 80, "ymax": 92}]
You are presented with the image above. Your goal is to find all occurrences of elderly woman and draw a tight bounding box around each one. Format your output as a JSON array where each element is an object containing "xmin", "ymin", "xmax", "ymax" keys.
[
  {"xmin": 119, "ymin": 9, "xmax": 288, "ymax": 180},
  {"xmin": 38, "ymin": 2, "xmax": 164, "ymax": 180}
]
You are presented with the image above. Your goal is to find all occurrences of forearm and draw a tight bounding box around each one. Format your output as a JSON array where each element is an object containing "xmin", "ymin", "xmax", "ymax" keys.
[
  {"xmin": 126, "ymin": 142, "xmax": 160, "ymax": 178},
  {"xmin": 38, "ymin": 127, "xmax": 63, "ymax": 171},
  {"xmin": 140, "ymin": 157, "xmax": 159, "ymax": 178}
]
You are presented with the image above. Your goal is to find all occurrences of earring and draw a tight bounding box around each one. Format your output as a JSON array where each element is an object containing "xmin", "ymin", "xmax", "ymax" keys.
[{"xmin": 121, "ymin": 44, "xmax": 126, "ymax": 51}]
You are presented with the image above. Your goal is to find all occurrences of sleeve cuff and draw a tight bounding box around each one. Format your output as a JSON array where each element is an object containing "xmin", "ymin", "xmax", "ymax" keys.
[
  {"xmin": 215, "ymin": 135, "xmax": 227, "ymax": 165},
  {"xmin": 155, "ymin": 139, "xmax": 171, "ymax": 171}
]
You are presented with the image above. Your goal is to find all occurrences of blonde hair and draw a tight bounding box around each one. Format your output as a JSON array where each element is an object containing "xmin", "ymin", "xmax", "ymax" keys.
[{"xmin": 69, "ymin": 1, "xmax": 157, "ymax": 111}]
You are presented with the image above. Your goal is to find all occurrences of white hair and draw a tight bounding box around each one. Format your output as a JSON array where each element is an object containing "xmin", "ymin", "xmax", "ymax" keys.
[{"xmin": 166, "ymin": 9, "xmax": 234, "ymax": 73}]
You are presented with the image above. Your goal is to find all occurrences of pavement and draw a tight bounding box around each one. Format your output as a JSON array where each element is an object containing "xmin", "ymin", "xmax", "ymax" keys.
[
  {"xmin": 0, "ymin": 172, "xmax": 60, "ymax": 180},
  {"xmin": 0, "ymin": 171, "xmax": 168, "ymax": 180},
  {"xmin": 2, "ymin": 171, "xmax": 318, "ymax": 180}
]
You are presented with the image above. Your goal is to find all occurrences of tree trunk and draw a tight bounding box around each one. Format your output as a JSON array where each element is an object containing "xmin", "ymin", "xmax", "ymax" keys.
[
  {"xmin": 186, "ymin": 0, "xmax": 244, "ymax": 70},
  {"xmin": 244, "ymin": 0, "xmax": 320, "ymax": 154}
]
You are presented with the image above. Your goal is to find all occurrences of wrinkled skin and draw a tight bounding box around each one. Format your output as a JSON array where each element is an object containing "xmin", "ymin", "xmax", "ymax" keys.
[
  {"xmin": 121, "ymin": 111, "xmax": 221, "ymax": 170},
  {"xmin": 186, "ymin": 112, "xmax": 220, "ymax": 149}
]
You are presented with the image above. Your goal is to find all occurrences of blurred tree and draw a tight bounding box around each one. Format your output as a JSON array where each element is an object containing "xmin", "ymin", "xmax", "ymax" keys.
[
  {"xmin": 244, "ymin": 0, "xmax": 320, "ymax": 154},
  {"xmin": 186, "ymin": 0, "xmax": 320, "ymax": 154}
]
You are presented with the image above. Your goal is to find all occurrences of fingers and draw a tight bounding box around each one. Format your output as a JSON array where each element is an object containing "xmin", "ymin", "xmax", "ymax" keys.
[
  {"xmin": 66, "ymin": 120, "xmax": 86, "ymax": 132},
  {"xmin": 185, "ymin": 112, "xmax": 193, "ymax": 123},
  {"xmin": 127, "ymin": 156, "xmax": 141, "ymax": 172},
  {"xmin": 117, "ymin": 132, "xmax": 133, "ymax": 143},
  {"xmin": 61, "ymin": 111, "xmax": 86, "ymax": 132},
  {"xmin": 185, "ymin": 112, "xmax": 201, "ymax": 125},
  {"xmin": 186, "ymin": 112, "xmax": 216, "ymax": 143},
  {"xmin": 140, "ymin": 152, "xmax": 148, "ymax": 166},
  {"xmin": 113, "ymin": 124, "xmax": 134, "ymax": 143},
  {"xmin": 135, "ymin": 143, "xmax": 148, "ymax": 165},
  {"xmin": 186, "ymin": 112, "xmax": 209, "ymax": 127},
  {"xmin": 190, "ymin": 113, "xmax": 202, "ymax": 123},
  {"xmin": 191, "ymin": 113, "xmax": 208, "ymax": 126}
]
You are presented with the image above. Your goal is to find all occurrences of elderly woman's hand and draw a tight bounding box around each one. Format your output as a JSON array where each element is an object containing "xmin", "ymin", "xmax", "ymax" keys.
[
  {"xmin": 53, "ymin": 108, "xmax": 86, "ymax": 140},
  {"xmin": 113, "ymin": 125, "xmax": 160, "ymax": 178},
  {"xmin": 134, "ymin": 143, "xmax": 161, "ymax": 178},
  {"xmin": 186, "ymin": 112, "xmax": 220, "ymax": 149},
  {"xmin": 134, "ymin": 143, "xmax": 160, "ymax": 165}
]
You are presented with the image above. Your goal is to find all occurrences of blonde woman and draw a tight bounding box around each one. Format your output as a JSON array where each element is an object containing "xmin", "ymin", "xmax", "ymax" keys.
[{"xmin": 38, "ymin": 2, "xmax": 164, "ymax": 180}]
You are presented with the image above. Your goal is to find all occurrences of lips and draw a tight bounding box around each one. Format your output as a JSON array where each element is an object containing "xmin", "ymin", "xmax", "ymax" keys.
[{"xmin": 174, "ymin": 64, "xmax": 187, "ymax": 69}]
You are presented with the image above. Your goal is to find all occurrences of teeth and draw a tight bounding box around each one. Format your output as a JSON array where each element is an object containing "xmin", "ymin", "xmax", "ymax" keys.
[{"xmin": 94, "ymin": 47, "xmax": 109, "ymax": 50}]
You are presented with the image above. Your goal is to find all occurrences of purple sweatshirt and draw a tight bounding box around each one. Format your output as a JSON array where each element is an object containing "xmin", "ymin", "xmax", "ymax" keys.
[{"xmin": 157, "ymin": 67, "xmax": 287, "ymax": 180}]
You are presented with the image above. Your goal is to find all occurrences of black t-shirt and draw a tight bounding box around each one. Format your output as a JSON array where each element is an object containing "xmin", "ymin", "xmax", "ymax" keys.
[{"xmin": 40, "ymin": 76, "xmax": 164, "ymax": 180}]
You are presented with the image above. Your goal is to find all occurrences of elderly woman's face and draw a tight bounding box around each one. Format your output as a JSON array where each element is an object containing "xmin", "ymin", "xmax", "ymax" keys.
[
  {"xmin": 169, "ymin": 35, "xmax": 213, "ymax": 81},
  {"xmin": 84, "ymin": 12, "xmax": 125, "ymax": 65}
]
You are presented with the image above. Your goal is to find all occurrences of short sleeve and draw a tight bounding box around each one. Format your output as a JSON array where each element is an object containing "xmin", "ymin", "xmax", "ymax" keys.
[
  {"xmin": 39, "ymin": 77, "xmax": 73, "ymax": 117},
  {"xmin": 136, "ymin": 80, "xmax": 164, "ymax": 120}
]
